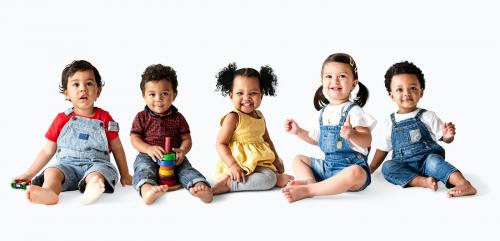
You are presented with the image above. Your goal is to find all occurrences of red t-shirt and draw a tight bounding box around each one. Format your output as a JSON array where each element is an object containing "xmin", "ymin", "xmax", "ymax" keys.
[{"xmin": 45, "ymin": 108, "xmax": 119, "ymax": 147}]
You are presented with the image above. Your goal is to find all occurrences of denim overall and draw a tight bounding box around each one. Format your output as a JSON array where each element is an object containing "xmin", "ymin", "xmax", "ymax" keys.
[
  {"xmin": 32, "ymin": 108, "xmax": 118, "ymax": 192},
  {"xmin": 381, "ymin": 109, "xmax": 457, "ymax": 187},
  {"xmin": 310, "ymin": 103, "xmax": 371, "ymax": 191}
]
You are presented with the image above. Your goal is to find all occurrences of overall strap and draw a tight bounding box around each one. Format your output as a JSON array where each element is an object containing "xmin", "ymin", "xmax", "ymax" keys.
[
  {"xmin": 415, "ymin": 108, "xmax": 427, "ymax": 119},
  {"xmin": 318, "ymin": 107, "xmax": 326, "ymax": 126},
  {"xmin": 390, "ymin": 113, "xmax": 396, "ymax": 126},
  {"xmin": 64, "ymin": 108, "xmax": 74, "ymax": 116},
  {"xmin": 339, "ymin": 103, "xmax": 356, "ymax": 126}
]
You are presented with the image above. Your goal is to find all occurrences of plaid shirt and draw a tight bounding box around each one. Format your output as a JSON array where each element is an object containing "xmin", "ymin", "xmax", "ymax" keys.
[{"xmin": 130, "ymin": 105, "xmax": 190, "ymax": 150}]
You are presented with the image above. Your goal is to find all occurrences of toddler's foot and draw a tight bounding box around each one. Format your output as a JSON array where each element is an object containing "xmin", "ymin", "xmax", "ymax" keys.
[
  {"xmin": 81, "ymin": 177, "xmax": 105, "ymax": 205},
  {"xmin": 281, "ymin": 185, "xmax": 312, "ymax": 203},
  {"xmin": 448, "ymin": 181, "xmax": 477, "ymax": 198},
  {"xmin": 212, "ymin": 175, "xmax": 231, "ymax": 195},
  {"xmin": 286, "ymin": 179, "xmax": 314, "ymax": 187},
  {"xmin": 276, "ymin": 173, "xmax": 294, "ymax": 187},
  {"xmin": 26, "ymin": 185, "xmax": 59, "ymax": 205},
  {"xmin": 189, "ymin": 182, "xmax": 213, "ymax": 203},
  {"xmin": 410, "ymin": 176, "xmax": 438, "ymax": 191},
  {"xmin": 142, "ymin": 184, "xmax": 169, "ymax": 205}
]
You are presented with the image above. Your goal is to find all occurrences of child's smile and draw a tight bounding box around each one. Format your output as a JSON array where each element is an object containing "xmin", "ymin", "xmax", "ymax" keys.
[
  {"xmin": 230, "ymin": 76, "xmax": 262, "ymax": 115},
  {"xmin": 389, "ymin": 73, "xmax": 423, "ymax": 114}
]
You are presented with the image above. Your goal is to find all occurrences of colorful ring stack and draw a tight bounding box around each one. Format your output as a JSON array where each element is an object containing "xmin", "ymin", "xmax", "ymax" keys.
[{"xmin": 157, "ymin": 137, "xmax": 178, "ymax": 186}]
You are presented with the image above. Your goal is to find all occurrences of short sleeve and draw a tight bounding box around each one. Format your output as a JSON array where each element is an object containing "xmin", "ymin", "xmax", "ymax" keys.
[
  {"xmin": 130, "ymin": 112, "xmax": 145, "ymax": 137},
  {"xmin": 348, "ymin": 106, "xmax": 377, "ymax": 130},
  {"xmin": 374, "ymin": 117, "xmax": 393, "ymax": 152},
  {"xmin": 44, "ymin": 113, "xmax": 68, "ymax": 142},
  {"xmin": 423, "ymin": 111, "xmax": 444, "ymax": 141},
  {"xmin": 178, "ymin": 113, "xmax": 190, "ymax": 135},
  {"xmin": 101, "ymin": 111, "xmax": 119, "ymax": 141}
]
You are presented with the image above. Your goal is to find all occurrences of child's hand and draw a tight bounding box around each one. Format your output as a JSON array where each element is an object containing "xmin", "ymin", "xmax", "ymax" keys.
[
  {"xmin": 145, "ymin": 145, "xmax": 165, "ymax": 161},
  {"xmin": 13, "ymin": 172, "xmax": 33, "ymax": 181},
  {"xmin": 172, "ymin": 147, "xmax": 185, "ymax": 165},
  {"xmin": 120, "ymin": 173, "xmax": 132, "ymax": 186},
  {"xmin": 340, "ymin": 115, "xmax": 354, "ymax": 140},
  {"xmin": 442, "ymin": 122, "xmax": 456, "ymax": 142},
  {"xmin": 285, "ymin": 119, "xmax": 300, "ymax": 135},
  {"xmin": 273, "ymin": 159, "xmax": 285, "ymax": 174},
  {"xmin": 228, "ymin": 163, "xmax": 246, "ymax": 183}
]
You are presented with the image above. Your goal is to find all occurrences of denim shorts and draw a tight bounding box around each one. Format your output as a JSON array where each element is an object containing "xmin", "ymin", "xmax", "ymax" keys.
[
  {"xmin": 310, "ymin": 155, "xmax": 371, "ymax": 191},
  {"xmin": 32, "ymin": 157, "xmax": 119, "ymax": 193},
  {"xmin": 382, "ymin": 153, "xmax": 457, "ymax": 188}
]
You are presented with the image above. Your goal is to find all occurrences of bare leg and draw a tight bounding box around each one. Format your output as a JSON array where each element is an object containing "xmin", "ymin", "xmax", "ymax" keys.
[
  {"xmin": 189, "ymin": 182, "xmax": 213, "ymax": 203},
  {"xmin": 212, "ymin": 175, "xmax": 231, "ymax": 195},
  {"xmin": 27, "ymin": 167, "xmax": 63, "ymax": 205},
  {"xmin": 408, "ymin": 176, "xmax": 438, "ymax": 191},
  {"xmin": 276, "ymin": 173, "xmax": 294, "ymax": 187},
  {"xmin": 282, "ymin": 165, "xmax": 367, "ymax": 203},
  {"xmin": 447, "ymin": 171, "xmax": 477, "ymax": 197},
  {"xmin": 141, "ymin": 184, "xmax": 169, "ymax": 205},
  {"xmin": 81, "ymin": 172, "xmax": 106, "ymax": 205}
]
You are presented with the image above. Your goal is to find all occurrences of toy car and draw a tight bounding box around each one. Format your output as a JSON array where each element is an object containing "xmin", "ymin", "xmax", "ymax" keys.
[{"xmin": 11, "ymin": 179, "xmax": 31, "ymax": 190}]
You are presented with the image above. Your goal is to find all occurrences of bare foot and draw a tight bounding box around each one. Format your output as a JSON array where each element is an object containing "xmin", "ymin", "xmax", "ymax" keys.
[
  {"xmin": 448, "ymin": 181, "xmax": 477, "ymax": 198},
  {"xmin": 409, "ymin": 176, "xmax": 438, "ymax": 191},
  {"xmin": 81, "ymin": 177, "xmax": 105, "ymax": 205},
  {"xmin": 26, "ymin": 185, "xmax": 59, "ymax": 205},
  {"xmin": 276, "ymin": 174, "xmax": 294, "ymax": 187},
  {"xmin": 141, "ymin": 184, "xmax": 169, "ymax": 205},
  {"xmin": 286, "ymin": 179, "xmax": 314, "ymax": 187},
  {"xmin": 281, "ymin": 185, "xmax": 312, "ymax": 203},
  {"xmin": 189, "ymin": 182, "xmax": 213, "ymax": 203},
  {"xmin": 212, "ymin": 175, "xmax": 231, "ymax": 195}
]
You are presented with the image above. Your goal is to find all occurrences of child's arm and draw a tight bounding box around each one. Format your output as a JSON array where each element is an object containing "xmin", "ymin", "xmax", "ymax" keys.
[
  {"xmin": 14, "ymin": 140, "xmax": 57, "ymax": 180},
  {"xmin": 109, "ymin": 137, "xmax": 132, "ymax": 186},
  {"xmin": 369, "ymin": 149, "xmax": 388, "ymax": 173},
  {"xmin": 130, "ymin": 134, "xmax": 165, "ymax": 161},
  {"xmin": 441, "ymin": 122, "xmax": 456, "ymax": 143},
  {"xmin": 340, "ymin": 115, "xmax": 372, "ymax": 148},
  {"xmin": 172, "ymin": 133, "xmax": 192, "ymax": 165},
  {"xmin": 284, "ymin": 119, "xmax": 318, "ymax": 145},
  {"xmin": 216, "ymin": 113, "xmax": 246, "ymax": 183},
  {"xmin": 263, "ymin": 127, "xmax": 284, "ymax": 174}
]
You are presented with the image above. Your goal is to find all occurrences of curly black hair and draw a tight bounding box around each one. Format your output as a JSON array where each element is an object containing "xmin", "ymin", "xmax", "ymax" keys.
[
  {"xmin": 215, "ymin": 62, "xmax": 278, "ymax": 97},
  {"xmin": 140, "ymin": 64, "xmax": 178, "ymax": 94},
  {"xmin": 384, "ymin": 61, "xmax": 425, "ymax": 95},
  {"xmin": 59, "ymin": 60, "xmax": 103, "ymax": 93}
]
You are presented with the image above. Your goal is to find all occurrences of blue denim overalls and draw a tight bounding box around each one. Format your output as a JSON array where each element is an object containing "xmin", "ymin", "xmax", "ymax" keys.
[
  {"xmin": 381, "ymin": 109, "xmax": 457, "ymax": 187},
  {"xmin": 32, "ymin": 108, "xmax": 118, "ymax": 192},
  {"xmin": 310, "ymin": 103, "xmax": 371, "ymax": 191}
]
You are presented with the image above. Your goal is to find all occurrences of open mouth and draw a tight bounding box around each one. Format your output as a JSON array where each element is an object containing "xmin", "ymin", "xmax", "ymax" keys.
[{"xmin": 79, "ymin": 96, "xmax": 88, "ymax": 100}]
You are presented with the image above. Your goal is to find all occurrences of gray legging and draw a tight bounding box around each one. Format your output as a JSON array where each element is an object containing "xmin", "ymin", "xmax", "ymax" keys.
[{"xmin": 230, "ymin": 166, "xmax": 277, "ymax": 191}]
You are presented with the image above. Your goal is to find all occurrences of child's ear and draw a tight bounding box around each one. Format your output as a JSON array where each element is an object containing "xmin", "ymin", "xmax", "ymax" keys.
[
  {"xmin": 420, "ymin": 89, "xmax": 424, "ymax": 97},
  {"xmin": 96, "ymin": 87, "xmax": 102, "ymax": 98},
  {"xmin": 173, "ymin": 91, "xmax": 178, "ymax": 100},
  {"xmin": 229, "ymin": 92, "xmax": 233, "ymax": 99},
  {"xmin": 63, "ymin": 90, "xmax": 70, "ymax": 101}
]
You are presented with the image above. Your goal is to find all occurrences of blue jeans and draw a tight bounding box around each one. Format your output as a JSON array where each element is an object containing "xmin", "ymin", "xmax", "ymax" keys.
[
  {"xmin": 382, "ymin": 153, "xmax": 457, "ymax": 188},
  {"xmin": 132, "ymin": 153, "xmax": 210, "ymax": 194},
  {"xmin": 310, "ymin": 154, "xmax": 371, "ymax": 191},
  {"xmin": 32, "ymin": 157, "xmax": 119, "ymax": 193}
]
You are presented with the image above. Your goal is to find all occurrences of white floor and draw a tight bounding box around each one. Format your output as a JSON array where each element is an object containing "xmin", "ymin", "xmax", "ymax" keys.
[{"xmin": 3, "ymin": 167, "xmax": 496, "ymax": 241}]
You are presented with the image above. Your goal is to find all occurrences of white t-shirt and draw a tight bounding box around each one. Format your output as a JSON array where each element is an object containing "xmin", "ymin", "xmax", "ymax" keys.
[
  {"xmin": 308, "ymin": 102, "xmax": 377, "ymax": 156},
  {"xmin": 375, "ymin": 108, "xmax": 444, "ymax": 152}
]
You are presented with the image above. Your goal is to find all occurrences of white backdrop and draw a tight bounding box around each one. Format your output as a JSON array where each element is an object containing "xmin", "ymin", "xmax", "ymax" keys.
[{"xmin": 1, "ymin": 1, "xmax": 498, "ymax": 241}]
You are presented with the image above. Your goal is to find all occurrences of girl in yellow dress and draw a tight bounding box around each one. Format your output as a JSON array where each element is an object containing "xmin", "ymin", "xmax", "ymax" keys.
[{"xmin": 212, "ymin": 63, "xmax": 293, "ymax": 194}]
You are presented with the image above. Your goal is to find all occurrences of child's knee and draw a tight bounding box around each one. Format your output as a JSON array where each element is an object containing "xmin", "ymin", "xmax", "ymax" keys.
[
  {"xmin": 86, "ymin": 172, "xmax": 105, "ymax": 182},
  {"xmin": 44, "ymin": 167, "xmax": 64, "ymax": 179}
]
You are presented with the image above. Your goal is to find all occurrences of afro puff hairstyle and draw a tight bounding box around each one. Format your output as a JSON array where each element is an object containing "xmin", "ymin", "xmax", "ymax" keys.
[{"xmin": 215, "ymin": 62, "xmax": 278, "ymax": 97}]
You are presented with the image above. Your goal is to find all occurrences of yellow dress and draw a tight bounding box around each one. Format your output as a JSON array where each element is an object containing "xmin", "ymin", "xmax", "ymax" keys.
[{"xmin": 215, "ymin": 110, "xmax": 277, "ymax": 180}]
